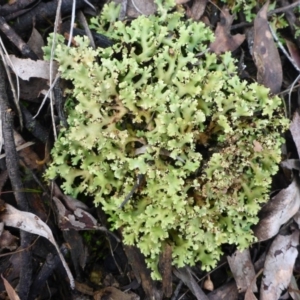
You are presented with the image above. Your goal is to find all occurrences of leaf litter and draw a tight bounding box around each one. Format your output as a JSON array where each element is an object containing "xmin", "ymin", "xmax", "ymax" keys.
[{"xmin": 0, "ymin": 0, "xmax": 299, "ymax": 299}]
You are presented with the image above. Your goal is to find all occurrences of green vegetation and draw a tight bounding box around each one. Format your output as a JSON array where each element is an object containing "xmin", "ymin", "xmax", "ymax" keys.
[{"xmin": 45, "ymin": 0, "xmax": 288, "ymax": 279}]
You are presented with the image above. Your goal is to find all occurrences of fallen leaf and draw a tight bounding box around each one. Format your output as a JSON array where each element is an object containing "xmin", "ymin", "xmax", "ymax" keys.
[
  {"xmin": 286, "ymin": 40, "xmax": 300, "ymax": 70},
  {"xmin": 1, "ymin": 274, "xmax": 20, "ymax": 300},
  {"xmin": 8, "ymin": 55, "xmax": 58, "ymax": 81},
  {"xmin": 0, "ymin": 203, "xmax": 75, "ymax": 289},
  {"xmin": 227, "ymin": 249, "xmax": 257, "ymax": 293},
  {"xmin": 288, "ymin": 275, "xmax": 300, "ymax": 300},
  {"xmin": 253, "ymin": 178, "xmax": 300, "ymax": 241},
  {"xmin": 158, "ymin": 244, "xmax": 172, "ymax": 297},
  {"xmin": 13, "ymin": 131, "xmax": 40, "ymax": 170},
  {"xmin": 208, "ymin": 280, "xmax": 238, "ymax": 300},
  {"xmin": 290, "ymin": 112, "xmax": 300, "ymax": 158},
  {"xmin": 187, "ymin": 0, "xmax": 207, "ymax": 21},
  {"xmin": 260, "ymin": 230, "xmax": 299, "ymax": 300},
  {"xmin": 244, "ymin": 269, "xmax": 264, "ymax": 300},
  {"xmin": 0, "ymin": 230, "xmax": 18, "ymax": 251},
  {"xmin": 209, "ymin": 8, "xmax": 245, "ymax": 54},
  {"xmin": 130, "ymin": 0, "xmax": 157, "ymax": 16},
  {"xmin": 281, "ymin": 159, "xmax": 300, "ymax": 171},
  {"xmin": 75, "ymin": 281, "xmax": 94, "ymax": 296},
  {"xmin": 173, "ymin": 267, "xmax": 209, "ymax": 300},
  {"xmin": 53, "ymin": 196, "xmax": 99, "ymax": 230},
  {"xmin": 253, "ymin": 1, "xmax": 282, "ymax": 94},
  {"xmin": 27, "ymin": 27, "xmax": 44, "ymax": 59},
  {"xmin": 94, "ymin": 286, "xmax": 139, "ymax": 300}
]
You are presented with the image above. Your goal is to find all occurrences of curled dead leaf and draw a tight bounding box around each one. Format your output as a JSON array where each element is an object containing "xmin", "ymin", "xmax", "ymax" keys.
[
  {"xmin": 253, "ymin": 1, "xmax": 282, "ymax": 94},
  {"xmin": 260, "ymin": 230, "xmax": 299, "ymax": 300},
  {"xmin": 209, "ymin": 8, "xmax": 245, "ymax": 54},
  {"xmin": 253, "ymin": 178, "xmax": 300, "ymax": 241}
]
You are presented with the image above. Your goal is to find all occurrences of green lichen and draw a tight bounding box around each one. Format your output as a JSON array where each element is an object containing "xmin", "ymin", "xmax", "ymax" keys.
[{"xmin": 45, "ymin": 0, "xmax": 288, "ymax": 279}]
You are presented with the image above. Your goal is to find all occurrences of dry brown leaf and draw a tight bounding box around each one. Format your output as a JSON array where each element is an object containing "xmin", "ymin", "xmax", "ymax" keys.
[
  {"xmin": 0, "ymin": 203, "xmax": 75, "ymax": 289},
  {"xmin": 260, "ymin": 230, "xmax": 299, "ymax": 300},
  {"xmin": 53, "ymin": 196, "xmax": 99, "ymax": 231},
  {"xmin": 244, "ymin": 269, "xmax": 264, "ymax": 300},
  {"xmin": 286, "ymin": 40, "xmax": 300, "ymax": 70},
  {"xmin": 207, "ymin": 280, "xmax": 238, "ymax": 300},
  {"xmin": 253, "ymin": 178, "xmax": 300, "ymax": 241},
  {"xmin": 186, "ymin": 0, "xmax": 207, "ymax": 21},
  {"xmin": 176, "ymin": 0, "xmax": 190, "ymax": 3},
  {"xmin": 281, "ymin": 159, "xmax": 300, "ymax": 171},
  {"xmin": 227, "ymin": 249, "xmax": 257, "ymax": 293},
  {"xmin": 27, "ymin": 28, "xmax": 44, "ymax": 59},
  {"xmin": 288, "ymin": 275, "xmax": 300, "ymax": 300},
  {"xmin": 209, "ymin": 8, "xmax": 245, "ymax": 54},
  {"xmin": 130, "ymin": 0, "xmax": 157, "ymax": 15},
  {"xmin": 253, "ymin": 1, "xmax": 282, "ymax": 94},
  {"xmin": 159, "ymin": 243, "xmax": 172, "ymax": 297},
  {"xmin": 1, "ymin": 274, "xmax": 20, "ymax": 300},
  {"xmin": 0, "ymin": 230, "xmax": 18, "ymax": 251},
  {"xmin": 173, "ymin": 267, "xmax": 209, "ymax": 300},
  {"xmin": 94, "ymin": 286, "xmax": 140, "ymax": 300},
  {"xmin": 8, "ymin": 55, "xmax": 58, "ymax": 81},
  {"xmin": 13, "ymin": 131, "xmax": 40, "ymax": 170},
  {"xmin": 245, "ymin": 290, "xmax": 258, "ymax": 300},
  {"xmin": 75, "ymin": 280, "xmax": 94, "ymax": 295},
  {"xmin": 290, "ymin": 112, "xmax": 300, "ymax": 158}
]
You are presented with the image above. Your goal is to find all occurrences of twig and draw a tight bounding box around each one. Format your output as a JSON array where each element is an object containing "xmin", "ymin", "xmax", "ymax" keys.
[
  {"xmin": 0, "ymin": 60, "xmax": 33, "ymax": 300},
  {"xmin": 0, "ymin": 37, "xmax": 22, "ymax": 130},
  {"xmin": 118, "ymin": 174, "xmax": 144, "ymax": 209},
  {"xmin": 48, "ymin": 0, "xmax": 64, "ymax": 141},
  {"xmin": 77, "ymin": 10, "xmax": 96, "ymax": 49},
  {"xmin": 268, "ymin": 0, "xmax": 300, "ymax": 16},
  {"xmin": 67, "ymin": 0, "xmax": 76, "ymax": 47},
  {"xmin": 269, "ymin": 25, "xmax": 300, "ymax": 118}
]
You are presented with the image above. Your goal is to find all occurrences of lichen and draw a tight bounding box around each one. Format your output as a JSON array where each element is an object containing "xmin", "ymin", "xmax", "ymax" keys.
[{"xmin": 45, "ymin": 0, "xmax": 289, "ymax": 279}]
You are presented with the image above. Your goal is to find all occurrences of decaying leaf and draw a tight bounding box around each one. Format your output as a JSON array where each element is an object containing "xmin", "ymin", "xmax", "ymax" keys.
[
  {"xmin": 281, "ymin": 159, "xmax": 300, "ymax": 171},
  {"xmin": 130, "ymin": 0, "xmax": 157, "ymax": 15},
  {"xmin": 209, "ymin": 8, "xmax": 245, "ymax": 54},
  {"xmin": 208, "ymin": 280, "xmax": 239, "ymax": 300},
  {"xmin": 186, "ymin": 0, "xmax": 207, "ymax": 21},
  {"xmin": 8, "ymin": 55, "xmax": 58, "ymax": 81},
  {"xmin": 13, "ymin": 131, "xmax": 40, "ymax": 170},
  {"xmin": 94, "ymin": 286, "xmax": 139, "ymax": 300},
  {"xmin": 27, "ymin": 27, "xmax": 45, "ymax": 59},
  {"xmin": 260, "ymin": 230, "xmax": 299, "ymax": 300},
  {"xmin": 253, "ymin": 1, "xmax": 282, "ymax": 94},
  {"xmin": 0, "ymin": 229, "xmax": 18, "ymax": 251},
  {"xmin": 227, "ymin": 249, "xmax": 257, "ymax": 293},
  {"xmin": 286, "ymin": 40, "xmax": 300, "ymax": 70},
  {"xmin": 244, "ymin": 269, "xmax": 264, "ymax": 300},
  {"xmin": 288, "ymin": 275, "xmax": 300, "ymax": 300},
  {"xmin": 75, "ymin": 281, "xmax": 94, "ymax": 296},
  {"xmin": 53, "ymin": 196, "xmax": 99, "ymax": 231},
  {"xmin": 0, "ymin": 203, "xmax": 75, "ymax": 289},
  {"xmin": 290, "ymin": 112, "xmax": 300, "ymax": 158},
  {"xmin": 253, "ymin": 178, "xmax": 300, "ymax": 241},
  {"xmin": 158, "ymin": 243, "xmax": 172, "ymax": 297},
  {"xmin": 173, "ymin": 267, "xmax": 209, "ymax": 300},
  {"xmin": 1, "ymin": 274, "xmax": 20, "ymax": 300}
]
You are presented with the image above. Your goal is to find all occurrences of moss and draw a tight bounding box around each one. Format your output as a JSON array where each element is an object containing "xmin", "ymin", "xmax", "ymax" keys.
[{"xmin": 45, "ymin": 0, "xmax": 289, "ymax": 279}]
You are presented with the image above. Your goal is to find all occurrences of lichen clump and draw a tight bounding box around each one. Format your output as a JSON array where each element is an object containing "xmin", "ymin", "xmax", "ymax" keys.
[{"xmin": 45, "ymin": 1, "xmax": 288, "ymax": 279}]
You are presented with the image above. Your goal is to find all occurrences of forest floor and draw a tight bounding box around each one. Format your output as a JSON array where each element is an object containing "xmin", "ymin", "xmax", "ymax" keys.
[{"xmin": 0, "ymin": 0, "xmax": 300, "ymax": 299}]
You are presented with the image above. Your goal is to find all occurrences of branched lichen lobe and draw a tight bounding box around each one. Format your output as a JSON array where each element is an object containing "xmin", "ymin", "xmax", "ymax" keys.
[{"xmin": 45, "ymin": 0, "xmax": 289, "ymax": 279}]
